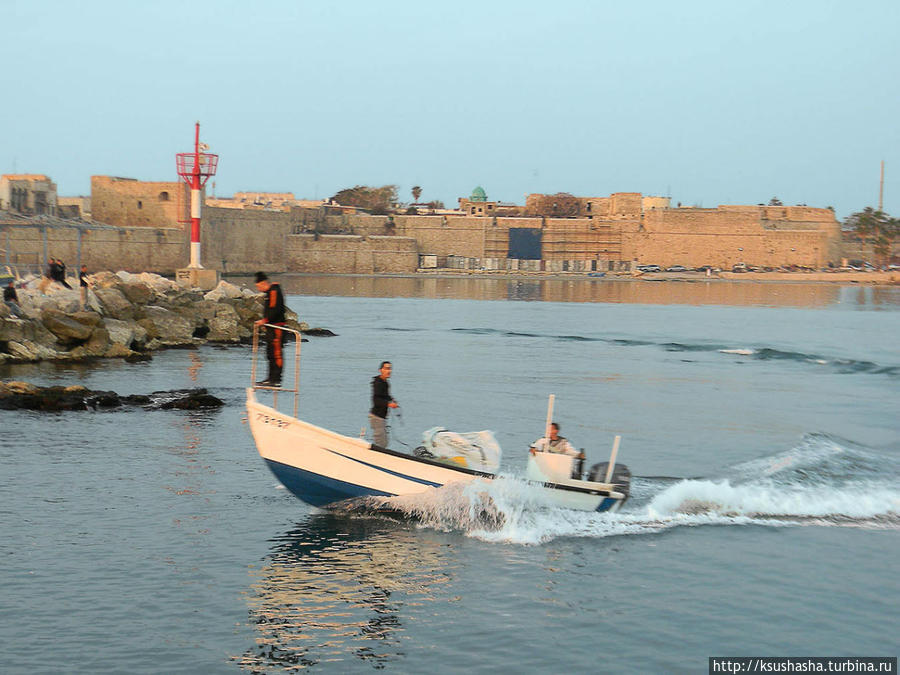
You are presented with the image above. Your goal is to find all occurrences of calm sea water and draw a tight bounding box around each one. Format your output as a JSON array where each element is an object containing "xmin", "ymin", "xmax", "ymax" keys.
[{"xmin": 2, "ymin": 277, "xmax": 898, "ymax": 673}]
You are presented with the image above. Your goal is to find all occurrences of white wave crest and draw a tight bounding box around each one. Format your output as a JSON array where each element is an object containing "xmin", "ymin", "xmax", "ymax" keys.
[{"xmin": 646, "ymin": 478, "xmax": 899, "ymax": 521}]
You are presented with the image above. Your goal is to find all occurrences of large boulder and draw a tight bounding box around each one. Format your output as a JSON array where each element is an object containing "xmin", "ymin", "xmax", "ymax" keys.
[
  {"xmin": 6, "ymin": 341, "xmax": 38, "ymax": 361},
  {"xmin": 207, "ymin": 304, "xmax": 241, "ymax": 342},
  {"xmin": 41, "ymin": 309, "xmax": 94, "ymax": 342},
  {"xmin": 83, "ymin": 327, "xmax": 111, "ymax": 356},
  {"xmin": 6, "ymin": 340, "xmax": 59, "ymax": 362},
  {"xmin": 0, "ymin": 317, "xmax": 28, "ymax": 342},
  {"xmin": 2, "ymin": 316, "xmax": 56, "ymax": 347},
  {"xmin": 91, "ymin": 271, "xmax": 125, "ymax": 290},
  {"xmin": 69, "ymin": 311, "xmax": 103, "ymax": 328},
  {"xmin": 127, "ymin": 321, "xmax": 148, "ymax": 348},
  {"xmin": 103, "ymin": 318, "xmax": 135, "ymax": 348},
  {"xmin": 83, "ymin": 290, "xmax": 103, "ymax": 314},
  {"xmin": 119, "ymin": 281, "xmax": 153, "ymax": 306},
  {"xmin": 232, "ymin": 296, "xmax": 263, "ymax": 325},
  {"xmin": 103, "ymin": 343, "xmax": 138, "ymax": 359},
  {"xmin": 20, "ymin": 294, "xmax": 62, "ymax": 319},
  {"xmin": 140, "ymin": 306, "xmax": 194, "ymax": 343},
  {"xmin": 176, "ymin": 299, "xmax": 218, "ymax": 323},
  {"xmin": 116, "ymin": 271, "xmax": 180, "ymax": 294},
  {"xmin": 50, "ymin": 292, "xmax": 82, "ymax": 314},
  {"xmin": 204, "ymin": 280, "xmax": 246, "ymax": 302},
  {"xmin": 94, "ymin": 288, "xmax": 136, "ymax": 320},
  {"xmin": 136, "ymin": 318, "xmax": 157, "ymax": 340},
  {"xmin": 0, "ymin": 380, "xmax": 39, "ymax": 395},
  {"xmin": 165, "ymin": 290, "xmax": 205, "ymax": 308}
]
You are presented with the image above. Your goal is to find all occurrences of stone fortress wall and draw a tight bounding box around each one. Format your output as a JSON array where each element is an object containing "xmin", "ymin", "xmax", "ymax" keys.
[
  {"xmin": 2, "ymin": 224, "xmax": 187, "ymax": 275},
  {"xmin": 2, "ymin": 177, "xmax": 853, "ymax": 275}
]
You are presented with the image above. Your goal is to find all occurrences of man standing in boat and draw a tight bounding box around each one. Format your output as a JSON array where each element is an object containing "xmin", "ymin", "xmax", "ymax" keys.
[
  {"xmin": 370, "ymin": 361, "xmax": 398, "ymax": 448},
  {"xmin": 254, "ymin": 272, "xmax": 286, "ymax": 387},
  {"xmin": 530, "ymin": 422, "xmax": 585, "ymax": 477}
]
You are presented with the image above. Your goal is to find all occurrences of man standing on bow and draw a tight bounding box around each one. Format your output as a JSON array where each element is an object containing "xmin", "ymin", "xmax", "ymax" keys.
[
  {"xmin": 369, "ymin": 361, "xmax": 398, "ymax": 448},
  {"xmin": 253, "ymin": 272, "xmax": 286, "ymax": 387}
]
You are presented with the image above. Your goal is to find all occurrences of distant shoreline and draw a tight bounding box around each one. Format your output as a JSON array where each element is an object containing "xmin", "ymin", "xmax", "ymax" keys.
[{"xmin": 229, "ymin": 270, "xmax": 899, "ymax": 285}]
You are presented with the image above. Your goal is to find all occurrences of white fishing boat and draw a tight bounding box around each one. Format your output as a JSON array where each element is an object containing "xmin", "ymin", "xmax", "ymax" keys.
[{"xmin": 245, "ymin": 325, "xmax": 631, "ymax": 512}]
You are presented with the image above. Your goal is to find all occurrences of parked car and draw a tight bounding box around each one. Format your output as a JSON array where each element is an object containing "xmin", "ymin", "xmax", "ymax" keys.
[
  {"xmin": 637, "ymin": 265, "xmax": 661, "ymax": 272},
  {"xmin": 732, "ymin": 263, "xmax": 748, "ymax": 273},
  {"xmin": 666, "ymin": 265, "xmax": 688, "ymax": 272}
]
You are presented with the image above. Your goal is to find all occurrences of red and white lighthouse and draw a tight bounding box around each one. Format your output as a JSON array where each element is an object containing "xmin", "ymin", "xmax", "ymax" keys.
[{"xmin": 176, "ymin": 122, "xmax": 218, "ymax": 269}]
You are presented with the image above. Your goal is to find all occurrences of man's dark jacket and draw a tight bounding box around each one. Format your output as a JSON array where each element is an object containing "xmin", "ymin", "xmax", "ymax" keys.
[{"xmin": 370, "ymin": 376, "xmax": 393, "ymax": 418}]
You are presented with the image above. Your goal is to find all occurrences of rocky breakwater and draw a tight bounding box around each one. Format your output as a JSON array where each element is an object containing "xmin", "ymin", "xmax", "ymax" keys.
[
  {"xmin": 0, "ymin": 271, "xmax": 320, "ymax": 365},
  {"xmin": 0, "ymin": 380, "xmax": 224, "ymax": 412}
]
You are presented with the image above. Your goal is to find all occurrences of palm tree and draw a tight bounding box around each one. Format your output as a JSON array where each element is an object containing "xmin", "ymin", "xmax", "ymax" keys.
[{"xmin": 411, "ymin": 186, "xmax": 422, "ymax": 203}]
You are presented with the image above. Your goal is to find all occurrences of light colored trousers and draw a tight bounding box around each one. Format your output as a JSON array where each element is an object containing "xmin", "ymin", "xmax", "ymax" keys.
[{"xmin": 369, "ymin": 413, "xmax": 388, "ymax": 448}]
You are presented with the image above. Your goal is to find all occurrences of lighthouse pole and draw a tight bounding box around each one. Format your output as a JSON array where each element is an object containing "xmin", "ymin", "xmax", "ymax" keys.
[
  {"xmin": 190, "ymin": 122, "xmax": 203, "ymax": 268},
  {"xmin": 175, "ymin": 122, "xmax": 218, "ymax": 290}
]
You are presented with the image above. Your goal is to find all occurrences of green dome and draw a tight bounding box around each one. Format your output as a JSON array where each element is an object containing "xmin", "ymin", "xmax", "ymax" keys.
[{"xmin": 470, "ymin": 186, "xmax": 487, "ymax": 202}]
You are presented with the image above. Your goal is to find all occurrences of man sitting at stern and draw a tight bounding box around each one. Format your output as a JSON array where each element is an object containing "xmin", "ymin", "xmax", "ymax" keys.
[{"xmin": 530, "ymin": 422, "xmax": 585, "ymax": 478}]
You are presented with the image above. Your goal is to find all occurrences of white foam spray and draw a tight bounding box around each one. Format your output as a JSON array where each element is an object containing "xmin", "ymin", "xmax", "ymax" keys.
[{"xmin": 352, "ymin": 433, "xmax": 900, "ymax": 544}]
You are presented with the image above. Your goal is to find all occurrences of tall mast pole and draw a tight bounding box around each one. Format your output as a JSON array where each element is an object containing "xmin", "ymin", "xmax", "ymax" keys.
[{"xmin": 879, "ymin": 160, "xmax": 884, "ymax": 213}]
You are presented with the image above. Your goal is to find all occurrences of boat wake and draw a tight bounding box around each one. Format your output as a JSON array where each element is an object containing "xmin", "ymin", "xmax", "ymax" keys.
[
  {"xmin": 450, "ymin": 328, "xmax": 899, "ymax": 378},
  {"xmin": 334, "ymin": 433, "xmax": 900, "ymax": 544}
]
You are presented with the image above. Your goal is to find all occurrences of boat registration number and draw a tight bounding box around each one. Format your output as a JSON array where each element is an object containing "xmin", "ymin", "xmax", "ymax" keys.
[{"xmin": 256, "ymin": 412, "xmax": 291, "ymax": 429}]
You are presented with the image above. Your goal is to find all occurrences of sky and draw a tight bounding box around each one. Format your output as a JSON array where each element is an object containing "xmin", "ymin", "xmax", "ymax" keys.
[{"xmin": 2, "ymin": 0, "xmax": 898, "ymax": 220}]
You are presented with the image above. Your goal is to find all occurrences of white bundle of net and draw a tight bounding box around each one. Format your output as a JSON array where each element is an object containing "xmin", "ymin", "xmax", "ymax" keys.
[{"xmin": 416, "ymin": 427, "xmax": 502, "ymax": 474}]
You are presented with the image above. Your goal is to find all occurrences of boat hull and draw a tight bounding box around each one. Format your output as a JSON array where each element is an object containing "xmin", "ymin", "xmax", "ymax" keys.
[{"xmin": 247, "ymin": 389, "xmax": 626, "ymax": 512}]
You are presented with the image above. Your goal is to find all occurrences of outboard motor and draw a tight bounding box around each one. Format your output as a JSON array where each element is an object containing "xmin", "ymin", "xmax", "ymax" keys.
[{"xmin": 588, "ymin": 462, "xmax": 631, "ymax": 499}]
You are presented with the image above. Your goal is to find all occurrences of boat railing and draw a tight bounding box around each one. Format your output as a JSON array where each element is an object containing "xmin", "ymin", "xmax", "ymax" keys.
[{"xmin": 250, "ymin": 322, "xmax": 303, "ymax": 419}]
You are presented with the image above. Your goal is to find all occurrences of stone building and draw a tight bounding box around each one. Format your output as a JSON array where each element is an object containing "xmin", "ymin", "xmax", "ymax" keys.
[
  {"xmin": 206, "ymin": 192, "xmax": 326, "ymax": 212},
  {"xmin": 56, "ymin": 196, "xmax": 91, "ymax": 219},
  {"xmin": 458, "ymin": 186, "xmax": 498, "ymax": 216},
  {"xmin": 525, "ymin": 192, "xmax": 670, "ymax": 219},
  {"xmin": 0, "ymin": 174, "xmax": 58, "ymax": 215},
  {"xmin": 90, "ymin": 175, "xmax": 191, "ymax": 229}
]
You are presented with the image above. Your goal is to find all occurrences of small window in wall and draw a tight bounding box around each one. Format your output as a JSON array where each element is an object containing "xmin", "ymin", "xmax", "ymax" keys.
[
  {"xmin": 159, "ymin": 191, "xmax": 170, "ymax": 202},
  {"xmin": 586, "ymin": 202, "xmax": 592, "ymax": 212},
  {"xmin": 137, "ymin": 201, "xmax": 143, "ymax": 209}
]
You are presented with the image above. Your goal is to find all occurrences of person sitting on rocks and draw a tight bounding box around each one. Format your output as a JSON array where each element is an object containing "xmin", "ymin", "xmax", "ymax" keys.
[
  {"xmin": 79, "ymin": 264, "xmax": 90, "ymax": 309},
  {"xmin": 4, "ymin": 281, "xmax": 23, "ymax": 317},
  {"xmin": 56, "ymin": 258, "xmax": 72, "ymax": 289}
]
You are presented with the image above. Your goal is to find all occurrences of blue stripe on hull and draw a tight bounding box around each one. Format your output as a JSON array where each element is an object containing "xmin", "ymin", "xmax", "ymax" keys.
[
  {"xmin": 326, "ymin": 449, "xmax": 443, "ymax": 487},
  {"xmin": 596, "ymin": 497, "xmax": 618, "ymax": 512},
  {"xmin": 264, "ymin": 458, "xmax": 393, "ymax": 507}
]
